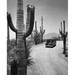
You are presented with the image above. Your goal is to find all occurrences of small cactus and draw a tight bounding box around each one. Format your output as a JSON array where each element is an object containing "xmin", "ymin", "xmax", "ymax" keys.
[
  {"xmin": 34, "ymin": 21, "xmax": 39, "ymax": 44},
  {"xmin": 33, "ymin": 17, "xmax": 45, "ymax": 44},
  {"xmin": 35, "ymin": 21, "xmax": 38, "ymax": 33},
  {"xmin": 40, "ymin": 16, "xmax": 45, "ymax": 42}
]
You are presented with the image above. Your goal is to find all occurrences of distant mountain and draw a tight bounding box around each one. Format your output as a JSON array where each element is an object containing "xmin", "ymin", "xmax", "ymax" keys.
[{"xmin": 43, "ymin": 33, "xmax": 60, "ymax": 40}]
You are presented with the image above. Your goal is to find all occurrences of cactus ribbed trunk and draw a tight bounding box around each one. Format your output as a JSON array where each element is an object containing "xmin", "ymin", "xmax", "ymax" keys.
[
  {"xmin": 17, "ymin": 0, "xmax": 24, "ymax": 31},
  {"xmin": 16, "ymin": 0, "xmax": 26, "ymax": 75},
  {"xmin": 16, "ymin": 0, "xmax": 24, "ymax": 45},
  {"xmin": 63, "ymin": 21, "xmax": 66, "ymax": 54},
  {"xmin": 16, "ymin": 0, "xmax": 24, "ymax": 49}
]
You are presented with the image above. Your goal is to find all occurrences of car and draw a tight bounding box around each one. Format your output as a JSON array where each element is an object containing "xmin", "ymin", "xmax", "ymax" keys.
[{"xmin": 45, "ymin": 40, "xmax": 56, "ymax": 48}]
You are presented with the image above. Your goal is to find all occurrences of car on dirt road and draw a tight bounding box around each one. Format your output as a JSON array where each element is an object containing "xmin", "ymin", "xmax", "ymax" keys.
[{"xmin": 45, "ymin": 40, "xmax": 56, "ymax": 48}]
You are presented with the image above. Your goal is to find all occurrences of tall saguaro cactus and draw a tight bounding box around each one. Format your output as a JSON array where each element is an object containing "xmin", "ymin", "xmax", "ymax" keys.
[
  {"xmin": 59, "ymin": 20, "xmax": 67, "ymax": 56},
  {"xmin": 7, "ymin": 0, "xmax": 35, "ymax": 75},
  {"xmin": 40, "ymin": 16, "xmax": 45, "ymax": 42}
]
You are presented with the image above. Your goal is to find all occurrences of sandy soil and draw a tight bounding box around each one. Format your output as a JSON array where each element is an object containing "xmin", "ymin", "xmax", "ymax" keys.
[{"xmin": 27, "ymin": 41, "xmax": 68, "ymax": 75}]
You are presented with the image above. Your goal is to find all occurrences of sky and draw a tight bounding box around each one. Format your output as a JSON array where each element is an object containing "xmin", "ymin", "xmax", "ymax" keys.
[{"xmin": 7, "ymin": 0, "xmax": 68, "ymax": 39}]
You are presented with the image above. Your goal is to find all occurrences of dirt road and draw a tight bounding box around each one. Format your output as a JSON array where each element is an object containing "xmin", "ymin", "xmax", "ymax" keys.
[{"xmin": 27, "ymin": 41, "xmax": 68, "ymax": 75}]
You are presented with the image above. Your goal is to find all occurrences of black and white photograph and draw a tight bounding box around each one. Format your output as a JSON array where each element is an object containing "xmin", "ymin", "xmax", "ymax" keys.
[{"xmin": 7, "ymin": 0, "xmax": 68, "ymax": 75}]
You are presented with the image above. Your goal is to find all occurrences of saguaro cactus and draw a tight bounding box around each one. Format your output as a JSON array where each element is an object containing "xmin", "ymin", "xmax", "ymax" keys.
[
  {"xmin": 35, "ymin": 21, "xmax": 38, "ymax": 33},
  {"xmin": 59, "ymin": 20, "xmax": 67, "ymax": 56},
  {"xmin": 34, "ymin": 21, "xmax": 39, "ymax": 44},
  {"xmin": 33, "ymin": 17, "xmax": 45, "ymax": 44},
  {"xmin": 40, "ymin": 16, "xmax": 45, "ymax": 42},
  {"xmin": 7, "ymin": 0, "xmax": 35, "ymax": 75}
]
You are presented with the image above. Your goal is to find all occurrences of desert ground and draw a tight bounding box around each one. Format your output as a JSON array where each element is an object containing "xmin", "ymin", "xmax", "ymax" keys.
[{"xmin": 27, "ymin": 41, "xmax": 68, "ymax": 75}]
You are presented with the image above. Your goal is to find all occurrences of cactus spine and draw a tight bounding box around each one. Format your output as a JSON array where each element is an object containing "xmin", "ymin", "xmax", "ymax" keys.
[
  {"xmin": 7, "ymin": 0, "xmax": 35, "ymax": 75},
  {"xmin": 59, "ymin": 20, "xmax": 67, "ymax": 56},
  {"xmin": 40, "ymin": 16, "xmax": 45, "ymax": 42}
]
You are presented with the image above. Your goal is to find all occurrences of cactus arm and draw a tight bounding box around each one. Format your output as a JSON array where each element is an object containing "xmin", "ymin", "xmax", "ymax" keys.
[
  {"xmin": 43, "ymin": 29, "xmax": 45, "ymax": 34},
  {"xmin": 7, "ymin": 13, "xmax": 17, "ymax": 33},
  {"xmin": 66, "ymin": 32, "xmax": 68, "ymax": 37},
  {"xmin": 59, "ymin": 29, "xmax": 62, "ymax": 35},
  {"xmin": 7, "ymin": 21, "xmax": 10, "ymax": 42},
  {"xmin": 24, "ymin": 6, "xmax": 35, "ymax": 38}
]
